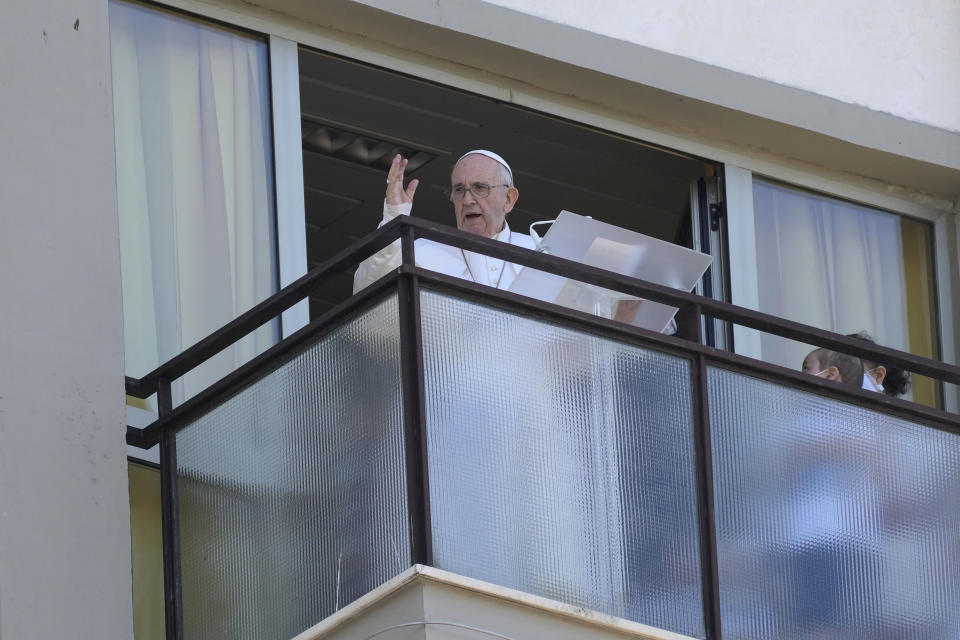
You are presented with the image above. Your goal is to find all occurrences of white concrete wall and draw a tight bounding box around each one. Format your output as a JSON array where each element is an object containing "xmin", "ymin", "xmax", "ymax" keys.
[
  {"xmin": 337, "ymin": 0, "xmax": 959, "ymax": 182},
  {"xmin": 487, "ymin": 0, "xmax": 960, "ymax": 133},
  {"xmin": 0, "ymin": 0, "xmax": 134, "ymax": 638}
]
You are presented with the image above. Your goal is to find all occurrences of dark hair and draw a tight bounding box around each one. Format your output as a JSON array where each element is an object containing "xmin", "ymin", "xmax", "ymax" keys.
[
  {"xmin": 847, "ymin": 331, "xmax": 912, "ymax": 397},
  {"xmin": 809, "ymin": 348, "xmax": 863, "ymax": 389}
]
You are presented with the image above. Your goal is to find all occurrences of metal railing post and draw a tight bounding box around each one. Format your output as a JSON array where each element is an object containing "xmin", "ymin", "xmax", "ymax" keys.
[
  {"xmin": 689, "ymin": 336, "xmax": 723, "ymax": 640},
  {"xmin": 158, "ymin": 378, "xmax": 184, "ymax": 640},
  {"xmin": 676, "ymin": 302, "xmax": 703, "ymax": 344},
  {"xmin": 398, "ymin": 226, "xmax": 433, "ymax": 566}
]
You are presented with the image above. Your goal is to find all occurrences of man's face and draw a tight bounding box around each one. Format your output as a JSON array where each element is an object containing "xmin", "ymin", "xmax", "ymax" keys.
[{"xmin": 450, "ymin": 154, "xmax": 518, "ymax": 238}]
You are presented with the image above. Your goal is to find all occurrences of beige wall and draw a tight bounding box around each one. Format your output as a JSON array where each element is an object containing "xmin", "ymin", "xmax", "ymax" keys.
[
  {"xmin": 0, "ymin": 0, "xmax": 133, "ymax": 637},
  {"xmin": 129, "ymin": 464, "xmax": 164, "ymax": 640}
]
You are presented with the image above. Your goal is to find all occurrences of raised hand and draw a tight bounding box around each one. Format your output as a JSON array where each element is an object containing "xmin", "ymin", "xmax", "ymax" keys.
[{"xmin": 385, "ymin": 154, "xmax": 419, "ymax": 206}]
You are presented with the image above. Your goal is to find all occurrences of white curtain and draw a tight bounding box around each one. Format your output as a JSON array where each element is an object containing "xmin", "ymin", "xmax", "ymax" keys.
[
  {"xmin": 110, "ymin": 1, "xmax": 278, "ymax": 407},
  {"xmin": 753, "ymin": 180, "xmax": 909, "ymax": 371}
]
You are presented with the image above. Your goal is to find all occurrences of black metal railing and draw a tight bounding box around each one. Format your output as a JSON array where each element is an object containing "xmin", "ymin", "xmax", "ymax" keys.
[{"xmin": 126, "ymin": 215, "xmax": 960, "ymax": 640}]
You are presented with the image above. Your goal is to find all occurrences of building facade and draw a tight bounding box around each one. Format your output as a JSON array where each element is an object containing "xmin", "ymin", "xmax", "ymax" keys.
[{"xmin": 2, "ymin": 0, "xmax": 959, "ymax": 638}]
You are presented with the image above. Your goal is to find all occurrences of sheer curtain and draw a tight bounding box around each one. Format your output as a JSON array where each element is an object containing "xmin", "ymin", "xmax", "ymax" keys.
[
  {"xmin": 110, "ymin": 1, "xmax": 278, "ymax": 407},
  {"xmin": 753, "ymin": 180, "xmax": 911, "ymax": 373}
]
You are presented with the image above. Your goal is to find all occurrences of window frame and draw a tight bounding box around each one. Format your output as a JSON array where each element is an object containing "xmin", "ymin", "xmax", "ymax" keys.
[{"xmin": 724, "ymin": 165, "xmax": 958, "ymax": 411}]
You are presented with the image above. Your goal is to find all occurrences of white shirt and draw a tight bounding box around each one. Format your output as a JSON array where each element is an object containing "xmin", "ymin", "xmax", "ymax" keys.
[{"xmin": 352, "ymin": 200, "xmax": 536, "ymax": 294}]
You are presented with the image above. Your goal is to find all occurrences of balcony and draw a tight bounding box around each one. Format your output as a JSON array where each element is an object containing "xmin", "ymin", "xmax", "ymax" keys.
[{"xmin": 126, "ymin": 217, "xmax": 960, "ymax": 640}]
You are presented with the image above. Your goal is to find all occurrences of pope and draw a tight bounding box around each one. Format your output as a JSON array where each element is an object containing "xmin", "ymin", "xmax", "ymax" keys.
[{"xmin": 353, "ymin": 149, "xmax": 536, "ymax": 293}]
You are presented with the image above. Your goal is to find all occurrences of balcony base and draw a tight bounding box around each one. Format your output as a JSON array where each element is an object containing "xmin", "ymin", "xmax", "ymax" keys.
[{"xmin": 293, "ymin": 564, "xmax": 696, "ymax": 640}]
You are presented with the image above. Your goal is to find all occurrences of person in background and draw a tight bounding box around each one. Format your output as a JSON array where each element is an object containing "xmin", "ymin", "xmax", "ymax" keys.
[
  {"xmin": 847, "ymin": 331, "xmax": 912, "ymax": 397},
  {"xmin": 801, "ymin": 348, "xmax": 863, "ymax": 388}
]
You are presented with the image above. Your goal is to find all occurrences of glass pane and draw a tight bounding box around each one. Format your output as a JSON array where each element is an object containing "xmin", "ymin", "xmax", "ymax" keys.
[
  {"xmin": 177, "ymin": 295, "xmax": 408, "ymax": 639},
  {"xmin": 420, "ymin": 290, "xmax": 704, "ymax": 638},
  {"xmin": 110, "ymin": 0, "xmax": 278, "ymax": 407},
  {"xmin": 752, "ymin": 179, "xmax": 939, "ymax": 406},
  {"xmin": 709, "ymin": 367, "xmax": 960, "ymax": 640}
]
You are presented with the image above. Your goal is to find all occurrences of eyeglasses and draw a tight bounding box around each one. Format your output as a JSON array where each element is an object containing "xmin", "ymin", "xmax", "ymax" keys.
[{"xmin": 447, "ymin": 183, "xmax": 510, "ymax": 202}]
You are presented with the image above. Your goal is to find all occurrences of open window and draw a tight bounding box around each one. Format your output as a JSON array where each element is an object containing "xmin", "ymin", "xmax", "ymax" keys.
[{"xmin": 296, "ymin": 48, "xmax": 722, "ymax": 320}]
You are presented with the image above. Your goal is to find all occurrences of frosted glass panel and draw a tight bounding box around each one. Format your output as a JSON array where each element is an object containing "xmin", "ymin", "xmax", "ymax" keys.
[
  {"xmin": 177, "ymin": 295, "xmax": 408, "ymax": 639},
  {"xmin": 420, "ymin": 290, "xmax": 704, "ymax": 638},
  {"xmin": 709, "ymin": 367, "xmax": 960, "ymax": 640}
]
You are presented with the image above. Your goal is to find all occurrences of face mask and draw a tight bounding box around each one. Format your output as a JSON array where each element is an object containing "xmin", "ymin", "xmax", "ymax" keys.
[{"xmin": 862, "ymin": 370, "xmax": 883, "ymax": 392}]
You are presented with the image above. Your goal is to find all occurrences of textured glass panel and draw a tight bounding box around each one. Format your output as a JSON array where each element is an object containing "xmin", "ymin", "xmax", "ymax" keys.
[
  {"xmin": 177, "ymin": 295, "xmax": 408, "ymax": 640},
  {"xmin": 709, "ymin": 367, "xmax": 960, "ymax": 640},
  {"xmin": 420, "ymin": 290, "xmax": 704, "ymax": 638}
]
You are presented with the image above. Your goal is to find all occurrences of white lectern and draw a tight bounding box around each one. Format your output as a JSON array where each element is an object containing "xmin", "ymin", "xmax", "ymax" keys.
[{"xmin": 509, "ymin": 211, "xmax": 713, "ymax": 332}]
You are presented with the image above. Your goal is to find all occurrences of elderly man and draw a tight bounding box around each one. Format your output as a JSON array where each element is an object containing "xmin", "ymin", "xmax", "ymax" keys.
[{"xmin": 353, "ymin": 150, "xmax": 536, "ymax": 293}]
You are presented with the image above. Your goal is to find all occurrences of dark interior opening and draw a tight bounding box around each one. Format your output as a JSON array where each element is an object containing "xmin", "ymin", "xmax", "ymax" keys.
[{"xmin": 298, "ymin": 47, "xmax": 717, "ymax": 317}]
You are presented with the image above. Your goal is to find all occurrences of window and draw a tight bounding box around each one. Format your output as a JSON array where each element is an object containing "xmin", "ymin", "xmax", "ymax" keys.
[
  {"xmin": 297, "ymin": 47, "xmax": 719, "ymax": 317},
  {"xmin": 110, "ymin": 0, "xmax": 279, "ymax": 408},
  {"xmin": 752, "ymin": 179, "xmax": 939, "ymax": 405}
]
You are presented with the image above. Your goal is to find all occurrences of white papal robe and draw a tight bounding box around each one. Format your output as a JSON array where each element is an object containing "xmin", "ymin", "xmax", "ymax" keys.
[
  {"xmin": 355, "ymin": 201, "xmax": 636, "ymax": 613},
  {"xmin": 353, "ymin": 201, "xmax": 536, "ymax": 294}
]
